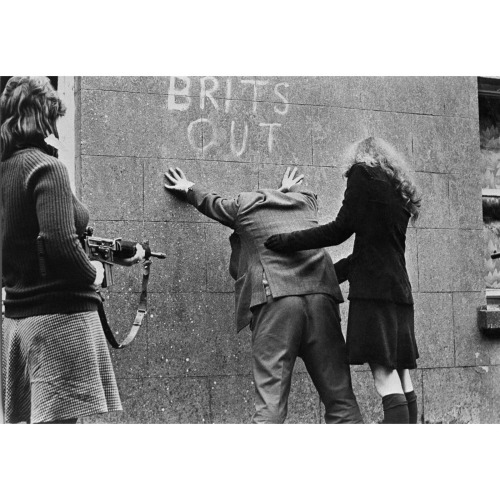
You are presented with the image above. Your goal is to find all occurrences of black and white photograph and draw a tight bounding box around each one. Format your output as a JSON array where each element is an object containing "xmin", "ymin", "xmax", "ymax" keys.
[
  {"xmin": 3, "ymin": 74, "xmax": 498, "ymax": 425},
  {"xmin": 1, "ymin": 2, "xmax": 499, "ymax": 499}
]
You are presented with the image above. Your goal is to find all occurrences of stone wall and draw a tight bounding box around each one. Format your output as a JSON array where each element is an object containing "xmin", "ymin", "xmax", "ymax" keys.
[{"xmin": 78, "ymin": 76, "xmax": 497, "ymax": 424}]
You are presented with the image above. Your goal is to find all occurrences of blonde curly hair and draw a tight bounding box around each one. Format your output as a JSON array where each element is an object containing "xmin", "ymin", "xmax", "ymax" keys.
[
  {"xmin": 0, "ymin": 76, "xmax": 66, "ymax": 161},
  {"xmin": 343, "ymin": 136, "xmax": 421, "ymax": 222}
]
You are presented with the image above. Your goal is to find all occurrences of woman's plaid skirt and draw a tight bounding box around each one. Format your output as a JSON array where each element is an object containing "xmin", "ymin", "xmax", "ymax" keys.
[{"xmin": 2, "ymin": 311, "xmax": 122, "ymax": 423}]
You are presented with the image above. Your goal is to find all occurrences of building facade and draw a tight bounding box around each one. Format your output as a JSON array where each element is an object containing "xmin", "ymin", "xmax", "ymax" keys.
[{"xmin": 59, "ymin": 76, "xmax": 498, "ymax": 423}]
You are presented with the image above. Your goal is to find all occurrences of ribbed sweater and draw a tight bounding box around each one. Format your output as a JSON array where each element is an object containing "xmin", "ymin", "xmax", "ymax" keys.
[{"xmin": 1, "ymin": 146, "xmax": 100, "ymax": 318}]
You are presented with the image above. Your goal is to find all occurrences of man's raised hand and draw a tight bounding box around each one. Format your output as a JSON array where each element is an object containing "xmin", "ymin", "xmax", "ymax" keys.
[
  {"xmin": 164, "ymin": 167, "xmax": 195, "ymax": 194},
  {"xmin": 278, "ymin": 166, "xmax": 305, "ymax": 193}
]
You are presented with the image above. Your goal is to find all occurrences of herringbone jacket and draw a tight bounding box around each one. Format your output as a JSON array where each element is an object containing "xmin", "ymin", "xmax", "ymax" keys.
[{"xmin": 186, "ymin": 185, "xmax": 343, "ymax": 331}]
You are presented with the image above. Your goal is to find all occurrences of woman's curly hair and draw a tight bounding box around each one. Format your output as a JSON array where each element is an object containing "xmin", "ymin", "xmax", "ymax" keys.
[
  {"xmin": 0, "ymin": 76, "xmax": 66, "ymax": 161},
  {"xmin": 343, "ymin": 136, "xmax": 422, "ymax": 222}
]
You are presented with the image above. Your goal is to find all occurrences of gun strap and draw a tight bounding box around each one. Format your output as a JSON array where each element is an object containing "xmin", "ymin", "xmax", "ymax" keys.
[{"xmin": 97, "ymin": 260, "xmax": 152, "ymax": 349}]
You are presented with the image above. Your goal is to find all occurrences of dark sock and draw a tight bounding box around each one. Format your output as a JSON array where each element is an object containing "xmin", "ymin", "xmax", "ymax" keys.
[
  {"xmin": 405, "ymin": 391, "xmax": 418, "ymax": 424},
  {"xmin": 382, "ymin": 393, "xmax": 409, "ymax": 424}
]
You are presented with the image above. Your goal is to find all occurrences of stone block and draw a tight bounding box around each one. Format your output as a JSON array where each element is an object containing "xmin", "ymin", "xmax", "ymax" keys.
[
  {"xmin": 89, "ymin": 220, "xmax": 145, "ymax": 293},
  {"xmin": 80, "ymin": 155, "xmax": 144, "ymax": 221},
  {"xmin": 80, "ymin": 90, "xmax": 203, "ymax": 159},
  {"xmin": 422, "ymin": 366, "xmax": 500, "ymax": 424},
  {"xmin": 209, "ymin": 375, "xmax": 255, "ymax": 423},
  {"xmin": 453, "ymin": 292, "xmax": 500, "ymax": 366},
  {"xmin": 277, "ymin": 76, "xmax": 364, "ymax": 108},
  {"xmin": 414, "ymin": 172, "xmax": 450, "ymax": 229},
  {"xmin": 142, "ymin": 376, "xmax": 211, "ymax": 423},
  {"xmin": 451, "ymin": 229, "xmax": 484, "ymax": 292},
  {"xmin": 80, "ymin": 90, "xmax": 162, "ymax": 157},
  {"xmin": 161, "ymin": 98, "xmax": 204, "ymax": 160},
  {"xmin": 204, "ymin": 293, "xmax": 252, "ymax": 375},
  {"xmin": 413, "ymin": 292, "xmax": 454, "ymax": 368},
  {"xmin": 442, "ymin": 76, "xmax": 478, "ymax": 118},
  {"xmin": 359, "ymin": 76, "xmax": 445, "ymax": 115},
  {"xmin": 199, "ymin": 160, "xmax": 260, "ymax": 198},
  {"xmin": 144, "ymin": 222, "xmax": 207, "ymax": 293},
  {"xmin": 413, "ymin": 115, "xmax": 479, "ymax": 175},
  {"xmin": 200, "ymin": 98, "xmax": 313, "ymax": 166},
  {"xmin": 449, "ymin": 171, "xmax": 483, "ymax": 229},
  {"xmin": 82, "ymin": 378, "xmax": 146, "ymax": 424},
  {"xmin": 81, "ymin": 76, "xmax": 149, "ymax": 93},
  {"xmin": 445, "ymin": 117, "xmax": 481, "ymax": 174},
  {"xmin": 405, "ymin": 227, "xmax": 419, "ymax": 293},
  {"xmin": 365, "ymin": 110, "xmax": 414, "ymax": 166},
  {"xmin": 417, "ymin": 229, "xmax": 453, "ymax": 292},
  {"xmin": 100, "ymin": 291, "xmax": 149, "ymax": 379},
  {"xmin": 351, "ymin": 370, "xmax": 383, "ymax": 424},
  {"xmin": 412, "ymin": 114, "xmax": 450, "ymax": 173},
  {"xmin": 206, "ymin": 225, "xmax": 234, "ymax": 293},
  {"xmin": 144, "ymin": 158, "xmax": 206, "ymax": 223},
  {"xmin": 312, "ymin": 106, "xmax": 369, "ymax": 167},
  {"xmin": 147, "ymin": 292, "xmax": 211, "ymax": 377},
  {"xmin": 286, "ymin": 372, "xmax": 320, "ymax": 424}
]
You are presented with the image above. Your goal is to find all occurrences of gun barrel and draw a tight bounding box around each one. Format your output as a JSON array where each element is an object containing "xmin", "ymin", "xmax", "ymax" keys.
[
  {"xmin": 150, "ymin": 251, "xmax": 167, "ymax": 259},
  {"xmin": 492, "ymin": 252, "xmax": 500, "ymax": 260}
]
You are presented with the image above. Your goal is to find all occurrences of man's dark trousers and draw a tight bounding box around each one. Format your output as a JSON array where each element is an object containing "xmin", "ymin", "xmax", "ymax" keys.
[{"xmin": 250, "ymin": 293, "xmax": 363, "ymax": 424}]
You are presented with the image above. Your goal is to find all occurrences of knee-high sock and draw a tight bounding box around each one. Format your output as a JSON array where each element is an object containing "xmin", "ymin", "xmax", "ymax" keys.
[
  {"xmin": 405, "ymin": 390, "xmax": 418, "ymax": 424},
  {"xmin": 382, "ymin": 393, "xmax": 409, "ymax": 424}
]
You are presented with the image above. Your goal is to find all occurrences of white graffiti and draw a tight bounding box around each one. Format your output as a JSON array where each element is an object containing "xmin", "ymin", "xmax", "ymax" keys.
[
  {"xmin": 168, "ymin": 77, "xmax": 290, "ymax": 156},
  {"xmin": 230, "ymin": 120, "xmax": 249, "ymax": 157},
  {"xmin": 259, "ymin": 123, "xmax": 282, "ymax": 153},
  {"xmin": 199, "ymin": 76, "xmax": 219, "ymax": 111}
]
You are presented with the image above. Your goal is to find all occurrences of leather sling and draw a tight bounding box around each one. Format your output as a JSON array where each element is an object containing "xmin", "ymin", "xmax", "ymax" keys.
[{"xmin": 97, "ymin": 259, "xmax": 152, "ymax": 349}]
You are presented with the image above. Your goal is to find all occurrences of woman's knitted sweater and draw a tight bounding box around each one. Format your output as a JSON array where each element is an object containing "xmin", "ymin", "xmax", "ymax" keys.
[{"xmin": 1, "ymin": 146, "xmax": 101, "ymax": 318}]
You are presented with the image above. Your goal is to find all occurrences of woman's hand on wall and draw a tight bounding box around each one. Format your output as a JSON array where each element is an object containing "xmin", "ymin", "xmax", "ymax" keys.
[
  {"xmin": 164, "ymin": 167, "xmax": 195, "ymax": 194},
  {"xmin": 278, "ymin": 166, "xmax": 304, "ymax": 193}
]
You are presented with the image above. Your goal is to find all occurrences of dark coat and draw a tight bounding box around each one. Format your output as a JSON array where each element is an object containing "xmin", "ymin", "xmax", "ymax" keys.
[{"xmin": 266, "ymin": 163, "xmax": 413, "ymax": 304}]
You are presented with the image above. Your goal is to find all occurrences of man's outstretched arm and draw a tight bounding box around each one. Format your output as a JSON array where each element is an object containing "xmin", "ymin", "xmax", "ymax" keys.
[{"xmin": 164, "ymin": 167, "xmax": 238, "ymax": 228}]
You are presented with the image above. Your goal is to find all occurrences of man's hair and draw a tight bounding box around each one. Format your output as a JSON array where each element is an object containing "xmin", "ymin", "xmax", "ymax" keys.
[
  {"xmin": 342, "ymin": 136, "xmax": 422, "ymax": 222},
  {"xmin": 0, "ymin": 76, "xmax": 66, "ymax": 160}
]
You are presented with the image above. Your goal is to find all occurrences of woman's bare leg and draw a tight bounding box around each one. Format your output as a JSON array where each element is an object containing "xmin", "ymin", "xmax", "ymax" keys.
[{"xmin": 369, "ymin": 363, "xmax": 409, "ymax": 423}]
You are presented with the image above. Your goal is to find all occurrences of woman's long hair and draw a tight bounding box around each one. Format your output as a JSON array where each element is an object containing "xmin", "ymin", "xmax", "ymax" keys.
[
  {"xmin": 0, "ymin": 76, "xmax": 66, "ymax": 161},
  {"xmin": 343, "ymin": 136, "xmax": 422, "ymax": 222}
]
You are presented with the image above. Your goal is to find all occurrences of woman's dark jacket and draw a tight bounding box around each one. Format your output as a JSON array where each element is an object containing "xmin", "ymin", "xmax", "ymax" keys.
[{"xmin": 266, "ymin": 162, "xmax": 413, "ymax": 304}]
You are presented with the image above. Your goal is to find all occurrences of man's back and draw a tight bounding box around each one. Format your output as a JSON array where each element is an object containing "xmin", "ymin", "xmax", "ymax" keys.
[{"xmin": 187, "ymin": 186, "xmax": 343, "ymax": 331}]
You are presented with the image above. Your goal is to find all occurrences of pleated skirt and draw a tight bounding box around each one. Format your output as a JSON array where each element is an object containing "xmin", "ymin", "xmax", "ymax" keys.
[
  {"xmin": 2, "ymin": 311, "xmax": 122, "ymax": 423},
  {"xmin": 346, "ymin": 299, "xmax": 419, "ymax": 370}
]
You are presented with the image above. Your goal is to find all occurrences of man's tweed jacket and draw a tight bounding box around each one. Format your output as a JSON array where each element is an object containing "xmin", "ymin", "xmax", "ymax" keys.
[{"xmin": 186, "ymin": 185, "xmax": 344, "ymax": 332}]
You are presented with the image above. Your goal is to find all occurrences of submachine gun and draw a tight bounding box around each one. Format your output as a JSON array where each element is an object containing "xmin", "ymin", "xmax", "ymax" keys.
[{"xmin": 81, "ymin": 227, "xmax": 167, "ymax": 349}]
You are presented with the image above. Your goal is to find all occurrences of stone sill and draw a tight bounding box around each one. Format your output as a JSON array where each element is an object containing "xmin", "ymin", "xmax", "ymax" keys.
[{"xmin": 478, "ymin": 305, "xmax": 500, "ymax": 337}]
